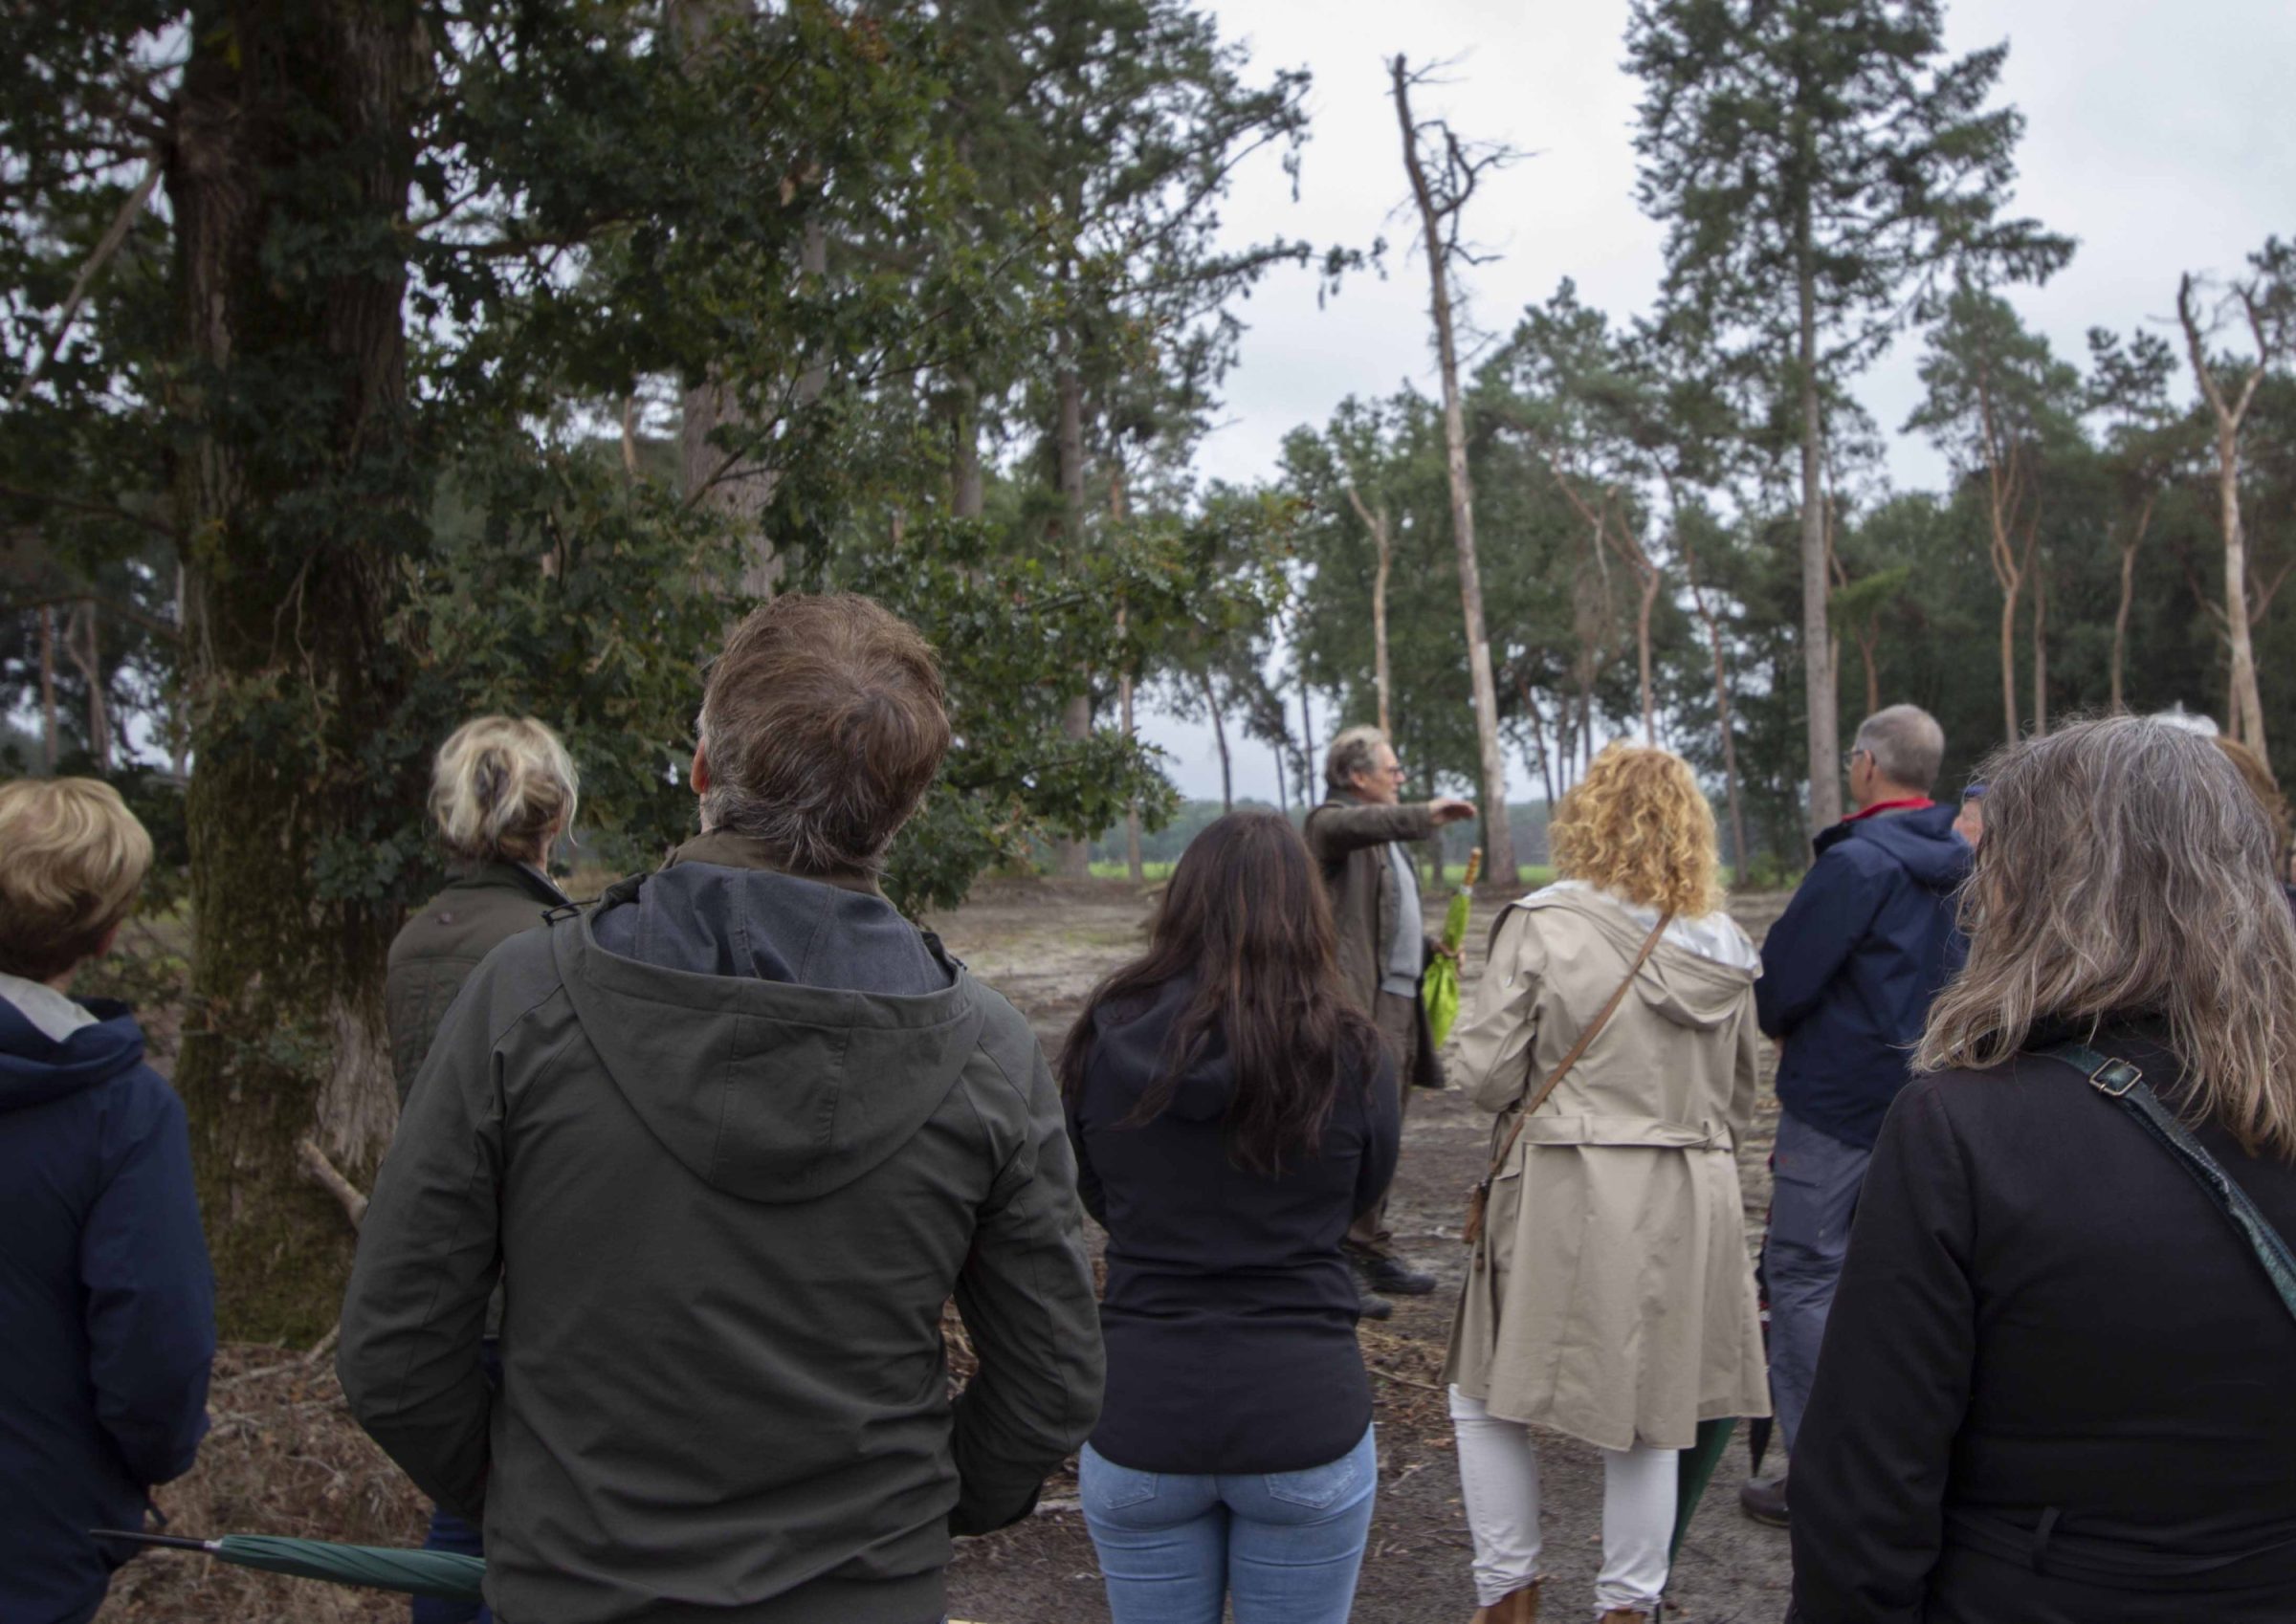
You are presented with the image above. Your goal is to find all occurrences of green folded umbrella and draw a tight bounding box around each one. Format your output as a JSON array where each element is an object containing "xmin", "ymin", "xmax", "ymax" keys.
[
  {"xmin": 93, "ymin": 1529, "xmax": 486, "ymax": 1602},
  {"xmin": 1423, "ymin": 847, "xmax": 1484, "ymax": 1048},
  {"xmin": 1670, "ymin": 1416, "xmax": 1738, "ymax": 1562}
]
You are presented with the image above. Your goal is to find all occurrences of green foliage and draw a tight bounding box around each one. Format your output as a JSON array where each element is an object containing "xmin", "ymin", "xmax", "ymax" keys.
[
  {"xmin": 1627, "ymin": 0, "xmax": 2073, "ymax": 379},
  {"xmin": 828, "ymin": 504, "xmax": 1288, "ymax": 911}
]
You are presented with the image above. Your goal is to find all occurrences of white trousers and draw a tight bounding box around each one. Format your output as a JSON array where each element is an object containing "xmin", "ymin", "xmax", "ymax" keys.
[{"xmin": 1448, "ymin": 1387, "xmax": 1677, "ymax": 1616}]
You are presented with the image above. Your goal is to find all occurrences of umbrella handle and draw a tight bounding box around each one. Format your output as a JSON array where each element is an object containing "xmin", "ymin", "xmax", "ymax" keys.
[{"xmin": 90, "ymin": 1528, "xmax": 216, "ymax": 1553}]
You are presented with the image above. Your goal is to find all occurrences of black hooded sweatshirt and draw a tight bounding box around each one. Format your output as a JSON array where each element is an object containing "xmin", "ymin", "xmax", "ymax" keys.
[{"xmin": 1067, "ymin": 977, "xmax": 1400, "ymax": 1476}]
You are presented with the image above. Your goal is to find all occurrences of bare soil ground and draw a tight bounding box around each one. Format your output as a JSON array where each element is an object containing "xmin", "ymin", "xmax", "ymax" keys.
[
  {"xmin": 927, "ymin": 879, "xmax": 1797, "ymax": 1624},
  {"xmin": 96, "ymin": 878, "xmax": 1795, "ymax": 1624}
]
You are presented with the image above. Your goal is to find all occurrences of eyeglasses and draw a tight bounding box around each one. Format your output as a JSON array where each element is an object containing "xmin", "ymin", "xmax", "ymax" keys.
[{"xmin": 1843, "ymin": 747, "xmax": 1870, "ymax": 771}]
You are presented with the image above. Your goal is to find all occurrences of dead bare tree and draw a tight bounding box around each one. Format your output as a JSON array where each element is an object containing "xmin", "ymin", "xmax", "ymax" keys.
[
  {"xmin": 2177, "ymin": 261, "xmax": 2293, "ymax": 766},
  {"xmin": 2109, "ymin": 489, "xmax": 2155, "ymax": 713},
  {"xmin": 1342, "ymin": 484, "xmax": 1396, "ymax": 736},
  {"xmin": 1969, "ymin": 358, "xmax": 2042, "ymax": 745},
  {"xmin": 1389, "ymin": 55, "xmax": 1518, "ymax": 886}
]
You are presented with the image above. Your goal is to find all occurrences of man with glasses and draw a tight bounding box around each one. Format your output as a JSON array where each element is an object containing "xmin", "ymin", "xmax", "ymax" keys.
[
  {"xmin": 1307, "ymin": 725, "xmax": 1477, "ymax": 1316},
  {"xmin": 1739, "ymin": 704, "xmax": 1971, "ymax": 1528}
]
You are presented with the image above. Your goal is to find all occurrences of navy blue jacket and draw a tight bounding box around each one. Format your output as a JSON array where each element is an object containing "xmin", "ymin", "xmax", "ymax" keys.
[
  {"xmin": 1755, "ymin": 803, "xmax": 1971, "ymax": 1151},
  {"xmin": 0, "ymin": 994, "xmax": 215, "ymax": 1624}
]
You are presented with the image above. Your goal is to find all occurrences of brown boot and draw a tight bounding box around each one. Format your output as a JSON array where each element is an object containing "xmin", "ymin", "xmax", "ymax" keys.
[
  {"xmin": 1596, "ymin": 1611, "xmax": 1650, "ymax": 1623},
  {"xmin": 1469, "ymin": 1580, "xmax": 1539, "ymax": 1623}
]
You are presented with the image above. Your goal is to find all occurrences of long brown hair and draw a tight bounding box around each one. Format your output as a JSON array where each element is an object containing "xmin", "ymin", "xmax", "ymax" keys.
[
  {"xmin": 1057, "ymin": 808, "xmax": 1383, "ymax": 1175},
  {"xmin": 1917, "ymin": 716, "xmax": 2296, "ymax": 1159}
]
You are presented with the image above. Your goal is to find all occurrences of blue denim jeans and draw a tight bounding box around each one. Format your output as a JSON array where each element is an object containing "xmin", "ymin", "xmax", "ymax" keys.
[
  {"xmin": 1079, "ymin": 1426, "xmax": 1378, "ymax": 1624},
  {"xmin": 1766, "ymin": 1108, "xmax": 1873, "ymax": 1456}
]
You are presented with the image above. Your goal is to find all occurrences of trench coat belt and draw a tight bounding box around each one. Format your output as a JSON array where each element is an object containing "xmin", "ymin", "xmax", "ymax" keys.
[{"xmin": 1504, "ymin": 1113, "xmax": 1732, "ymax": 1152}]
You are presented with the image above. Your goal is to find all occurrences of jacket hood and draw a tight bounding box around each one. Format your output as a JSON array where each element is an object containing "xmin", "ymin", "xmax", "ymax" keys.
[
  {"xmin": 1525, "ymin": 889, "xmax": 1755, "ymax": 1033},
  {"xmin": 1089, "ymin": 976, "xmax": 1236, "ymax": 1123},
  {"xmin": 0, "ymin": 996, "xmax": 146, "ymax": 1112},
  {"xmin": 560, "ymin": 862, "xmax": 982, "ymax": 1203},
  {"xmin": 1823, "ymin": 801, "xmax": 1971, "ymax": 889}
]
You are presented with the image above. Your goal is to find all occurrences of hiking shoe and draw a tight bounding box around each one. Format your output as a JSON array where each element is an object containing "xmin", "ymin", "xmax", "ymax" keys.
[
  {"xmin": 1356, "ymin": 1284, "xmax": 1395, "ymax": 1321},
  {"xmin": 1739, "ymin": 1471, "xmax": 1789, "ymax": 1527},
  {"xmin": 1355, "ymin": 1252, "xmax": 1439, "ymax": 1296}
]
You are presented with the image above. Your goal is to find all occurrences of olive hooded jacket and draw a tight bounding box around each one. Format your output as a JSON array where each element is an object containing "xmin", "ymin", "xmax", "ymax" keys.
[{"xmin": 339, "ymin": 833, "xmax": 1103, "ymax": 1624}]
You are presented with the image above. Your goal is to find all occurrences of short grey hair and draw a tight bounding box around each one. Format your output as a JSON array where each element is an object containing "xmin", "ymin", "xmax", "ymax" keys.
[
  {"xmin": 1854, "ymin": 704, "xmax": 1945, "ymax": 796},
  {"xmin": 1326, "ymin": 725, "xmax": 1390, "ymax": 794}
]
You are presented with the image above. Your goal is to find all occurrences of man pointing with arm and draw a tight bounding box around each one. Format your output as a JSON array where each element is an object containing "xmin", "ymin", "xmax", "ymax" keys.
[{"xmin": 1306, "ymin": 725, "xmax": 1477, "ymax": 1316}]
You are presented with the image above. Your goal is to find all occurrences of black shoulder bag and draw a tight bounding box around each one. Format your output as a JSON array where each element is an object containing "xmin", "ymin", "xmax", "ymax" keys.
[{"xmin": 2030, "ymin": 1040, "xmax": 2296, "ymax": 1327}]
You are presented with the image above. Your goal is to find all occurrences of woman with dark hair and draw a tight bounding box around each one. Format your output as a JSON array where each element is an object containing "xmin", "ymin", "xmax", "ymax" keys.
[
  {"xmin": 1792, "ymin": 716, "xmax": 2296, "ymax": 1622},
  {"xmin": 1060, "ymin": 808, "xmax": 1400, "ymax": 1624}
]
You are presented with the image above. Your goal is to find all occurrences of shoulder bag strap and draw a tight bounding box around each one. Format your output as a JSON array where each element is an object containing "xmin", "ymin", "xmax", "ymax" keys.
[
  {"xmin": 2030, "ymin": 1040, "xmax": 2296, "ymax": 1328},
  {"xmin": 1477, "ymin": 911, "xmax": 1675, "ymax": 1192}
]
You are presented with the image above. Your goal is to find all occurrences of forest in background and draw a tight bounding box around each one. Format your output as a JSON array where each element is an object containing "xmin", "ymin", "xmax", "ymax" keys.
[{"xmin": 4, "ymin": 0, "xmax": 2292, "ymax": 1332}]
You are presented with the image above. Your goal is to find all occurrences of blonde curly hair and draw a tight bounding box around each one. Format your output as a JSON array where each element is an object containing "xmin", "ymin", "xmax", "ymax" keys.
[{"xmin": 1549, "ymin": 744, "xmax": 1724, "ymax": 918}]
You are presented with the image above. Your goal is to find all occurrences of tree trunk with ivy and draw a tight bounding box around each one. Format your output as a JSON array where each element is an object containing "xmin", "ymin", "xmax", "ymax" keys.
[{"xmin": 167, "ymin": 0, "xmax": 430, "ymax": 1341}]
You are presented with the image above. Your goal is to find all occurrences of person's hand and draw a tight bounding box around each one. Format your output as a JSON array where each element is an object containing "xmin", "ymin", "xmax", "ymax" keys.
[
  {"xmin": 1429, "ymin": 797, "xmax": 1477, "ymax": 825},
  {"xmin": 1433, "ymin": 942, "xmax": 1462, "ymax": 966}
]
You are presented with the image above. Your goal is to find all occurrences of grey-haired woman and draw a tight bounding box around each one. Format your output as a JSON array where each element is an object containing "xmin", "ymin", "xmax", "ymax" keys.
[{"xmin": 1791, "ymin": 716, "xmax": 2296, "ymax": 1623}]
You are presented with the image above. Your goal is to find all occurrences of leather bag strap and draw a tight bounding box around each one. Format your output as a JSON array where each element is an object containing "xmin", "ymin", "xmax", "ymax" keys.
[
  {"xmin": 2030, "ymin": 1040, "xmax": 2296, "ymax": 1328},
  {"xmin": 1479, "ymin": 910, "xmax": 1675, "ymax": 1191}
]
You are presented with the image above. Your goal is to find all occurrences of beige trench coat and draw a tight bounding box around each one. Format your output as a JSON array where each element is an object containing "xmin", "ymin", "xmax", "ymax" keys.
[{"xmin": 1442, "ymin": 887, "xmax": 1771, "ymax": 1452}]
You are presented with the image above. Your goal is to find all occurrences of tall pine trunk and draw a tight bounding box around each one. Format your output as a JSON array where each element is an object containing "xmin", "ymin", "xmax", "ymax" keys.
[
  {"xmin": 1344, "ymin": 485, "xmax": 1394, "ymax": 736},
  {"xmin": 1796, "ymin": 227, "xmax": 1841, "ymax": 830},
  {"xmin": 1300, "ymin": 688, "xmax": 1320, "ymax": 811},
  {"xmin": 1201, "ymin": 669, "xmax": 1232, "ymax": 813},
  {"xmin": 2030, "ymin": 553, "xmax": 2048, "ymax": 736},
  {"xmin": 2217, "ymin": 421, "xmax": 2265, "ymax": 756},
  {"xmin": 1052, "ymin": 340, "xmax": 1092, "ymax": 878},
  {"xmin": 1683, "ymin": 538, "xmax": 1750, "ymax": 887},
  {"xmin": 1391, "ymin": 60, "xmax": 1516, "ymax": 885},
  {"xmin": 2178, "ymin": 273, "xmax": 2271, "ymax": 766},
  {"xmin": 2109, "ymin": 496, "xmax": 2152, "ymax": 712},
  {"xmin": 168, "ymin": 0, "xmax": 428, "ymax": 1339}
]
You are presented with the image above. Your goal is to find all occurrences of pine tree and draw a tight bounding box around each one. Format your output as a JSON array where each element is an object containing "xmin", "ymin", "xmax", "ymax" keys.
[{"xmin": 1627, "ymin": 0, "xmax": 2070, "ymax": 827}]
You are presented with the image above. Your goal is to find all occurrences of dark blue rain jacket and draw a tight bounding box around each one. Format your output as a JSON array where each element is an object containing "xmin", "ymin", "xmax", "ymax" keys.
[
  {"xmin": 1755, "ymin": 802, "xmax": 1972, "ymax": 1151},
  {"xmin": 0, "ymin": 993, "xmax": 215, "ymax": 1624}
]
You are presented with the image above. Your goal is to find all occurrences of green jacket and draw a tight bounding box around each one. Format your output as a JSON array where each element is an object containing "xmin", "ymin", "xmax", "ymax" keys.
[
  {"xmin": 1304, "ymin": 794, "xmax": 1446, "ymax": 1089},
  {"xmin": 385, "ymin": 861, "xmax": 570, "ymax": 1105},
  {"xmin": 340, "ymin": 834, "xmax": 1103, "ymax": 1624}
]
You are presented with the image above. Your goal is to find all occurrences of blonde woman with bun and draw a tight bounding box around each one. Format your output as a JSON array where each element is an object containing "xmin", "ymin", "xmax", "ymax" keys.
[
  {"xmin": 1444, "ymin": 744, "xmax": 1769, "ymax": 1624},
  {"xmin": 386, "ymin": 716, "xmax": 579, "ymax": 1104},
  {"xmin": 384, "ymin": 716, "xmax": 576, "ymax": 1624}
]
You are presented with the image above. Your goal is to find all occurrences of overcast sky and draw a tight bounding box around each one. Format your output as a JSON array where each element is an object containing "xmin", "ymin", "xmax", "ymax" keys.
[{"xmin": 1137, "ymin": 0, "xmax": 2296, "ymax": 805}]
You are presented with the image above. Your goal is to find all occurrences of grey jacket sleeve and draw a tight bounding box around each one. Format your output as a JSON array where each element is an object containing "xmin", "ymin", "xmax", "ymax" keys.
[
  {"xmin": 950, "ymin": 1042, "xmax": 1106, "ymax": 1535},
  {"xmin": 337, "ymin": 963, "xmax": 508, "ymax": 1523},
  {"xmin": 1303, "ymin": 801, "xmax": 1439, "ymax": 861}
]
